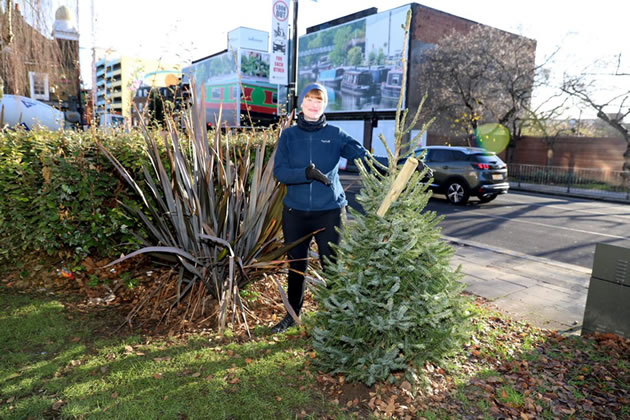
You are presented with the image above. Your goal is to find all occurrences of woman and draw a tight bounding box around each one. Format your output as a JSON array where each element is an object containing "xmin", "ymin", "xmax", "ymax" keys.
[{"xmin": 272, "ymin": 83, "xmax": 367, "ymax": 333}]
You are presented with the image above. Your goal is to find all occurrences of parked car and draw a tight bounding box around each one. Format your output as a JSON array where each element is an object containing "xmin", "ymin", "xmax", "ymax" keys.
[{"xmin": 402, "ymin": 146, "xmax": 509, "ymax": 205}]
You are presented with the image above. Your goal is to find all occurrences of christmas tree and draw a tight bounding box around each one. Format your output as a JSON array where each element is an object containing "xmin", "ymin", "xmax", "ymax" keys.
[{"xmin": 311, "ymin": 155, "xmax": 471, "ymax": 385}]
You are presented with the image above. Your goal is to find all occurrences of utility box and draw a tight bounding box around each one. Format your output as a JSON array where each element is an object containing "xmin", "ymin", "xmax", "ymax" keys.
[{"xmin": 582, "ymin": 243, "xmax": 630, "ymax": 338}]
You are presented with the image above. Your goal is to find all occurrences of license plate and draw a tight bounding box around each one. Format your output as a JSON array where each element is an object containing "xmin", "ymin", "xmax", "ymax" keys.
[{"xmin": 492, "ymin": 174, "xmax": 503, "ymax": 180}]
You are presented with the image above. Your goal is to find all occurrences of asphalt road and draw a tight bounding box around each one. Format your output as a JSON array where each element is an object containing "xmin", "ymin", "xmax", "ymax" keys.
[{"xmin": 341, "ymin": 172, "xmax": 630, "ymax": 269}]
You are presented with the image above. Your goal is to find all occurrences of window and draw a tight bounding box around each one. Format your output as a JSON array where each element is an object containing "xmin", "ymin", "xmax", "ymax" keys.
[
  {"xmin": 29, "ymin": 72, "xmax": 49, "ymax": 101},
  {"xmin": 428, "ymin": 149, "xmax": 453, "ymax": 162}
]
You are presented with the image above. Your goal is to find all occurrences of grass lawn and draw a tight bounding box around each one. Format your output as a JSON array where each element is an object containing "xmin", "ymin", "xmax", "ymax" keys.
[
  {"xmin": 0, "ymin": 289, "xmax": 341, "ymax": 419},
  {"xmin": 1, "ymin": 285, "xmax": 628, "ymax": 419}
]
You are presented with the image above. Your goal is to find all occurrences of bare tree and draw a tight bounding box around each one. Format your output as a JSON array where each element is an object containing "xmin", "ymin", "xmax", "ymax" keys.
[
  {"xmin": 561, "ymin": 56, "xmax": 630, "ymax": 173},
  {"xmin": 521, "ymin": 92, "xmax": 575, "ymax": 166},
  {"xmin": 0, "ymin": 0, "xmax": 62, "ymax": 98},
  {"xmin": 418, "ymin": 25, "xmax": 537, "ymax": 150}
]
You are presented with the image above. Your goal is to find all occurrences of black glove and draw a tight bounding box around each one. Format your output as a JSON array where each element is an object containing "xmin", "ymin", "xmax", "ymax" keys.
[
  {"xmin": 305, "ymin": 163, "xmax": 331, "ymax": 185},
  {"xmin": 417, "ymin": 161, "xmax": 433, "ymax": 180}
]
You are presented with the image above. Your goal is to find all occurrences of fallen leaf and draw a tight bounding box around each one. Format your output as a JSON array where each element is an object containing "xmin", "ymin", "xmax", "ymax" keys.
[
  {"xmin": 191, "ymin": 372, "xmax": 201, "ymax": 378},
  {"xmin": 385, "ymin": 400, "xmax": 396, "ymax": 417},
  {"xmin": 124, "ymin": 345, "xmax": 133, "ymax": 353},
  {"xmin": 229, "ymin": 377, "xmax": 240, "ymax": 384},
  {"xmin": 276, "ymin": 396, "xmax": 282, "ymax": 401},
  {"xmin": 245, "ymin": 358, "xmax": 253, "ymax": 364},
  {"xmin": 111, "ymin": 392, "xmax": 118, "ymax": 399},
  {"xmin": 71, "ymin": 337, "xmax": 81, "ymax": 342},
  {"xmin": 52, "ymin": 400, "xmax": 64, "ymax": 410},
  {"xmin": 153, "ymin": 373, "xmax": 162, "ymax": 379}
]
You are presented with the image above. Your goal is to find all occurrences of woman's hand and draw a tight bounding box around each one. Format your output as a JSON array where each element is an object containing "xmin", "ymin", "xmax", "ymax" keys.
[{"xmin": 306, "ymin": 163, "xmax": 331, "ymax": 185}]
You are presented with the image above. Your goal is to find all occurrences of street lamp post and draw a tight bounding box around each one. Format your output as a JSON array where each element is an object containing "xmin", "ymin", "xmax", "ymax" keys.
[{"xmin": 288, "ymin": 0, "xmax": 299, "ymax": 115}]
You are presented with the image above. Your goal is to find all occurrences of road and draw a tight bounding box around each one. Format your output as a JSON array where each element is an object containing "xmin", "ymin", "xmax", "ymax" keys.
[{"xmin": 341, "ymin": 172, "xmax": 630, "ymax": 269}]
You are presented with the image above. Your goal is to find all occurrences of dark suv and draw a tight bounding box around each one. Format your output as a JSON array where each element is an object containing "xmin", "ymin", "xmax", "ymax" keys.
[{"xmin": 409, "ymin": 146, "xmax": 509, "ymax": 205}]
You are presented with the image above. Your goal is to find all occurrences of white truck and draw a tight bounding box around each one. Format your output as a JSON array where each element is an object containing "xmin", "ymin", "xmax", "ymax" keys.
[{"xmin": 0, "ymin": 94, "xmax": 80, "ymax": 130}]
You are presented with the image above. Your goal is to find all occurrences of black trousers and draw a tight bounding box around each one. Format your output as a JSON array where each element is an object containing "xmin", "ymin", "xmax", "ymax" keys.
[{"xmin": 282, "ymin": 206, "xmax": 342, "ymax": 315}]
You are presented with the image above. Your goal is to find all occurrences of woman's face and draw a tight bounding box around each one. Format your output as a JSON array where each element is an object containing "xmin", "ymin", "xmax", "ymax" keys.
[{"xmin": 302, "ymin": 93, "xmax": 325, "ymax": 121}]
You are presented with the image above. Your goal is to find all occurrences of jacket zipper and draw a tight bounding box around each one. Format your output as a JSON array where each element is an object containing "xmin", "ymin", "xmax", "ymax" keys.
[{"xmin": 309, "ymin": 133, "xmax": 313, "ymax": 211}]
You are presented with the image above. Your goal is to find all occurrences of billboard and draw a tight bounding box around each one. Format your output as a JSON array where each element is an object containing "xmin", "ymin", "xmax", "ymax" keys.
[
  {"xmin": 184, "ymin": 51, "xmax": 240, "ymax": 126},
  {"xmin": 297, "ymin": 5, "xmax": 411, "ymax": 113},
  {"xmin": 183, "ymin": 49, "xmax": 286, "ymax": 126}
]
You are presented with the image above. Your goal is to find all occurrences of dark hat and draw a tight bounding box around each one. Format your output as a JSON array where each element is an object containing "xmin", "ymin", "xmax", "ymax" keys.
[{"xmin": 298, "ymin": 83, "xmax": 328, "ymax": 109}]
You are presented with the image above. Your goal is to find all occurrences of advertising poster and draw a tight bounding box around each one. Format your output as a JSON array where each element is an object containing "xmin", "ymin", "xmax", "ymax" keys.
[
  {"xmin": 183, "ymin": 49, "xmax": 286, "ymax": 126},
  {"xmin": 270, "ymin": 0, "xmax": 290, "ymax": 85},
  {"xmin": 183, "ymin": 51, "xmax": 240, "ymax": 126},
  {"xmin": 297, "ymin": 5, "xmax": 411, "ymax": 113},
  {"xmin": 240, "ymin": 49, "xmax": 283, "ymax": 116}
]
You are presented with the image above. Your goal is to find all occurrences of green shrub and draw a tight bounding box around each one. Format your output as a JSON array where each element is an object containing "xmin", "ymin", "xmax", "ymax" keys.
[{"xmin": 0, "ymin": 128, "xmax": 148, "ymax": 262}]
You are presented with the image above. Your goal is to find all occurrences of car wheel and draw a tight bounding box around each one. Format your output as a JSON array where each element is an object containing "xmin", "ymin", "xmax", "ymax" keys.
[
  {"xmin": 478, "ymin": 193, "xmax": 498, "ymax": 203},
  {"xmin": 446, "ymin": 180, "xmax": 470, "ymax": 205}
]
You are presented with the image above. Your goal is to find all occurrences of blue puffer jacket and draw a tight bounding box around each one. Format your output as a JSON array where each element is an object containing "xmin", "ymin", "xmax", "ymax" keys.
[{"xmin": 274, "ymin": 123, "xmax": 366, "ymax": 211}]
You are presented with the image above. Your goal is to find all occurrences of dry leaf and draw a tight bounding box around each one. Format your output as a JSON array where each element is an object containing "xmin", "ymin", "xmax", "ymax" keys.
[
  {"xmin": 153, "ymin": 373, "xmax": 162, "ymax": 379},
  {"xmin": 276, "ymin": 396, "xmax": 282, "ymax": 401},
  {"xmin": 191, "ymin": 372, "xmax": 201, "ymax": 378},
  {"xmin": 111, "ymin": 392, "xmax": 118, "ymax": 399},
  {"xmin": 245, "ymin": 358, "xmax": 253, "ymax": 364},
  {"xmin": 385, "ymin": 400, "xmax": 396, "ymax": 417},
  {"xmin": 52, "ymin": 400, "xmax": 64, "ymax": 410},
  {"xmin": 71, "ymin": 337, "xmax": 81, "ymax": 342},
  {"xmin": 124, "ymin": 345, "xmax": 133, "ymax": 353}
]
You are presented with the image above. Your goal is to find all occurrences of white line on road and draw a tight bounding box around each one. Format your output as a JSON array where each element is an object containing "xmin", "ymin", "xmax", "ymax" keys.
[
  {"xmin": 458, "ymin": 209, "xmax": 630, "ymax": 240},
  {"xmin": 503, "ymin": 194, "xmax": 630, "ymax": 220}
]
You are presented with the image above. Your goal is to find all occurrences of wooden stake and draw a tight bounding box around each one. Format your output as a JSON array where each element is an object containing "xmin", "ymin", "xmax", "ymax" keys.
[{"xmin": 377, "ymin": 157, "xmax": 418, "ymax": 217}]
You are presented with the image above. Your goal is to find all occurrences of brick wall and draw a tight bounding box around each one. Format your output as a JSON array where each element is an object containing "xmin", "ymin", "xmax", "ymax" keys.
[
  {"xmin": 512, "ymin": 136, "xmax": 627, "ymax": 171},
  {"xmin": 411, "ymin": 4, "xmax": 477, "ymax": 44},
  {"xmin": 426, "ymin": 134, "xmax": 626, "ymax": 171}
]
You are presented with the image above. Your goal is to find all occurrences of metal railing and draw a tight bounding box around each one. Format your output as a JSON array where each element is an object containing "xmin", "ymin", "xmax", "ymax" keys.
[{"xmin": 508, "ymin": 164, "xmax": 630, "ymax": 202}]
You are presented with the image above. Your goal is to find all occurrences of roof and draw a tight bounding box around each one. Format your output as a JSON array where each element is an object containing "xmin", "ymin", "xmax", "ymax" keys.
[{"xmin": 419, "ymin": 146, "xmax": 495, "ymax": 154}]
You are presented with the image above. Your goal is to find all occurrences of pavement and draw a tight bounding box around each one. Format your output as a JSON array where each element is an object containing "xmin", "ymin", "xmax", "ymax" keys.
[
  {"xmin": 443, "ymin": 235, "xmax": 592, "ymax": 334},
  {"xmin": 340, "ymin": 171, "xmax": 597, "ymax": 335}
]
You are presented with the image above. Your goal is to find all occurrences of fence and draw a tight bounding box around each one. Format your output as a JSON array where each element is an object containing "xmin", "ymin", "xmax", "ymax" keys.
[{"xmin": 508, "ymin": 164, "xmax": 630, "ymax": 202}]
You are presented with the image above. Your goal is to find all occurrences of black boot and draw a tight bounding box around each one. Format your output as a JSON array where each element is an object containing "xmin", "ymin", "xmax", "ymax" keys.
[{"xmin": 271, "ymin": 313, "xmax": 296, "ymax": 333}]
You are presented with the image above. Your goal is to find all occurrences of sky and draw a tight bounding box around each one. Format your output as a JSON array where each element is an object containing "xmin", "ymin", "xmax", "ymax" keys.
[{"xmin": 20, "ymin": 0, "xmax": 630, "ymax": 117}]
